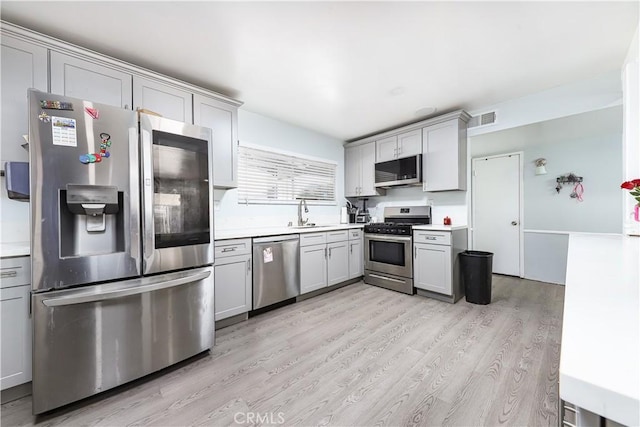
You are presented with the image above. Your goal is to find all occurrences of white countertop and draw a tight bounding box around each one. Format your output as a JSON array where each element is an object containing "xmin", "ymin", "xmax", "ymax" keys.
[
  {"xmin": 0, "ymin": 241, "xmax": 30, "ymax": 258},
  {"xmin": 412, "ymin": 224, "xmax": 468, "ymax": 232},
  {"xmin": 560, "ymin": 233, "xmax": 639, "ymax": 426},
  {"xmin": 215, "ymin": 224, "xmax": 364, "ymax": 240}
]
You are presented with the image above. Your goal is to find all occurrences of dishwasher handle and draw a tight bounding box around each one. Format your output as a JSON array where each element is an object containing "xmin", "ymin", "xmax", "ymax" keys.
[{"xmin": 253, "ymin": 235, "xmax": 300, "ymax": 244}]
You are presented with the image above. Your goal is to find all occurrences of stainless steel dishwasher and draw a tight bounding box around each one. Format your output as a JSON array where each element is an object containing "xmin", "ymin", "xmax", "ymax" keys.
[{"xmin": 252, "ymin": 235, "xmax": 300, "ymax": 309}]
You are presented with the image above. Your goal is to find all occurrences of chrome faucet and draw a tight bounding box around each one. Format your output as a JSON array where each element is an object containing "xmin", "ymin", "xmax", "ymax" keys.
[{"xmin": 297, "ymin": 198, "xmax": 309, "ymax": 226}]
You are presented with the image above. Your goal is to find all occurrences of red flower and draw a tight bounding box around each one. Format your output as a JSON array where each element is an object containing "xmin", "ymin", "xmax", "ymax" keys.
[
  {"xmin": 621, "ymin": 181, "xmax": 636, "ymax": 190},
  {"xmin": 633, "ymin": 179, "xmax": 640, "ymax": 186}
]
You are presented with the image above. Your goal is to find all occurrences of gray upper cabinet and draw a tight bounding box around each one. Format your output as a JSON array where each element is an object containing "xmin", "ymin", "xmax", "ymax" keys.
[
  {"xmin": 422, "ymin": 116, "xmax": 468, "ymax": 192},
  {"xmin": 50, "ymin": 51, "xmax": 132, "ymax": 109},
  {"xmin": 1, "ymin": 35, "xmax": 47, "ymax": 162},
  {"xmin": 376, "ymin": 135, "xmax": 398, "ymax": 162},
  {"xmin": 376, "ymin": 129, "xmax": 422, "ymax": 162},
  {"xmin": 133, "ymin": 76, "xmax": 192, "ymax": 122},
  {"xmin": 193, "ymin": 94, "xmax": 238, "ymax": 188},
  {"xmin": 345, "ymin": 142, "xmax": 384, "ymax": 198}
]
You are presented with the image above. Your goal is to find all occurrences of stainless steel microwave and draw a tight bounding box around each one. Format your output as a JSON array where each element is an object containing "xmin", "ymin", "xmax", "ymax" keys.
[{"xmin": 374, "ymin": 154, "xmax": 422, "ymax": 188}]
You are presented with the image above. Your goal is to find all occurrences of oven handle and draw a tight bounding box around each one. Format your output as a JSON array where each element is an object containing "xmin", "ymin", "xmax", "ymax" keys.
[{"xmin": 364, "ymin": 234, "xmax": 412, "ymax": 242}]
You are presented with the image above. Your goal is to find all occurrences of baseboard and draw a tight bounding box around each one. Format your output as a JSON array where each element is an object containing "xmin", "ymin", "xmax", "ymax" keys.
[
  {"xmin": 1, "ymin": 382, "xmax": 32, "ymax": 404},
  {"xmin": 296, "ymin": 277, "xmax": 361, "ymax": 301}
]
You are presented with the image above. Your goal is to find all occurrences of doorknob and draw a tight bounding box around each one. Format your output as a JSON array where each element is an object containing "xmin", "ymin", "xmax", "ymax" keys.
[{"xmin": 511, "ymin": 221, "xmax": 518, "ymax": 226}]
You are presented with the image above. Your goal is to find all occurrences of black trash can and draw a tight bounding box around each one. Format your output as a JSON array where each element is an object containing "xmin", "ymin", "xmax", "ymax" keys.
[{"xmin": 460, "ymin": 250, "xmax": 493, "ymax": 304}]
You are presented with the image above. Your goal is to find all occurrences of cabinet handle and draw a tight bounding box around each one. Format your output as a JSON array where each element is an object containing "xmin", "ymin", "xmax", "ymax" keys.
[
  {"xmin": 328, "ymin": 247, "xmax": 332, "ymax": 258},
  {"xmin": 247, "ymin": 259, "xmax": 251, "ymax": 273},
  {"xmin": 397, "ymin": 145, "xmax": 402, "ymax": 155},
  {"xmin": 350, "ymin": 244, "xmax": 353, "ymax": 254},
  {"xmin": 1, "ymin": 270, "xmax": 18, "ymax": 278},
  {"xmin": 324, "ymin": 248, "xmax": 327, "ymax": 258},
  {"xmin": 222, "ymin": 247, "xmax": 236, "ymax": 252},
  {"xmin": 425, "ymin": 236, "xmax": 436, "ymax": 240}
]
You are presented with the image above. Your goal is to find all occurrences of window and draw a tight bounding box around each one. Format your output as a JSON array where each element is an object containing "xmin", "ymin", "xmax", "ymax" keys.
[{"xmin": 238, "ymin": 144, "xmax": 336, "ymax": 204}]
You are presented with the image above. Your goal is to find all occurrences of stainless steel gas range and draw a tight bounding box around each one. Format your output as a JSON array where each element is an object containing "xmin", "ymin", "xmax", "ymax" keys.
[{"xmin": 364, "ymin": 206, "xmax": 431, "ymax": 294}]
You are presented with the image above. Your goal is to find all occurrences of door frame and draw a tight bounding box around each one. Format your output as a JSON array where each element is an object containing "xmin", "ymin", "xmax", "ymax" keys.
[{"xmin": 470, "ymin": 151, "xmax": 524, "ymax": 278}]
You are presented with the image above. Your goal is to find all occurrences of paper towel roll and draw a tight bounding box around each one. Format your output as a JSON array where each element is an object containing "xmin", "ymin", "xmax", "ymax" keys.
[{"xmin": 340, "ymin": 207, "xmax": 348, "ymax": 224}]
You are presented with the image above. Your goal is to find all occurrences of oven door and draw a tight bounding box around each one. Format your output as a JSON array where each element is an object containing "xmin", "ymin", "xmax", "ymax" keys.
[
  {"xmin": 140, "ymin": 114, "xmax": 214, "ymax": 275},
  {"xmin": 364, "ymin": 233, "xmax": 412, "ymax": 278}
]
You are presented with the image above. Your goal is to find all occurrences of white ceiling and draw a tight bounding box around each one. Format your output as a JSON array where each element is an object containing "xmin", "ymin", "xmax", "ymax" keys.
[{"xmin": 1, "ymin": 1, "xmax": 638, "ymax": 141}]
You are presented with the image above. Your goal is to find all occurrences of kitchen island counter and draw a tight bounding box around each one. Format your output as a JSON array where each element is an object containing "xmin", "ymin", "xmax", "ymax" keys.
[{"xmin": 560, "ymin": 233, "xmax": 639, "ymax": 426}]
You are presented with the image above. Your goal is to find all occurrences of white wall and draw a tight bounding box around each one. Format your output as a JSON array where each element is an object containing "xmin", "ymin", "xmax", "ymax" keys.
[
  {"xmin": 471, "ymin": 107, "xmax": 623, "ymax": 234},
  {"xmin": 470, "ymin": 107, "xmax": 623, "ymax": 285},
  {"xmin": 214, "ymin": 109, "xmax": 345, "ymax": 230}
]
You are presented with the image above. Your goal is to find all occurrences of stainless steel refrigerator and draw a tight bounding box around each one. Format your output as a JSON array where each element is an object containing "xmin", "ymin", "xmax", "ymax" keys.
[{"xmin": 28, "ymin": 90, "xmax": 215, "ymax": 414}]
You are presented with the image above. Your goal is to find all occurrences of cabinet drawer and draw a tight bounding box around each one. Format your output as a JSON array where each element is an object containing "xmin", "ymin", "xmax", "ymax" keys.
[
  {"xmin": 348, "ymin": 229, "xmax": 363, "ymax": 240},
  {"xmin": 413, "ymin": 231, "xmax": 451, "ymax": 246},
  {"xmin": 326, "ymin": 230, "xmax": 349, "ymax": 243},
  {"xmin": 0, "ymin": 256, "xmax": 30, "ymax": 289},
  {"xmin": 300, "ymin": 232, "xmax": 327, "ymax": 247},
  {"xmin": 215, "ymin": 238, "xmax": 251, "ymax": 258}
]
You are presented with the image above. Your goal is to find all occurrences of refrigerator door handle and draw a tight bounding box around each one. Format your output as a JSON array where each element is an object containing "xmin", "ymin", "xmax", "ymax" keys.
[
  {"xmin": 140, "ymin": 125, "xmax": 155, "ymax": 272},
  {"xmin": 41, "ymin": 270, "xmax": 211, "ymax": 307}
]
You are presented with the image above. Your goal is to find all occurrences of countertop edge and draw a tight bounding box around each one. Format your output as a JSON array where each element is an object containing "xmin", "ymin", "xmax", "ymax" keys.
[{"xmin": 215, "ymin": 224, "xmax": 364, "ymax": 240}]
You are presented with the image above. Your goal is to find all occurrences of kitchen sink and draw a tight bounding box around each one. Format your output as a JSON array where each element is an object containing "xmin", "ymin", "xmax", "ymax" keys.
[{"xmin": 288, "ymin": 224, "xmax": 333, "ymax": 229}]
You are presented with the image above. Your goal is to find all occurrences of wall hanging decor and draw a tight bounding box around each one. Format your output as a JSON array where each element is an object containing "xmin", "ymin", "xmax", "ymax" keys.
[
  {"xmin": 534, "ymin": 158, "xmax": 547, "ymax": 175},
  {"xmin": 556, "ymin": 173, "xmax": 584, "ymax": 201}
]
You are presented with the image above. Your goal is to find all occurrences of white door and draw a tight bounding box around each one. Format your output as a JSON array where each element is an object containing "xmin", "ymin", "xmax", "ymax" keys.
[
  {"xmin": 414, "ymin": 243, "xmax": 452, "ymax": 295},
  {"xmin": 376, "ymin": 135, "xmax": 398, "ymax": 162},
  {"xmin": 214, "ymin": 255, "xmax": 251, "ymax": 321},
  {"xmin": 344, "ymin": 145, "xmax": 361, "ymax": 197},
  {"xmin": 348, "ymin": 239, "xmax": 363, "ymax": 278},
  {"xmin": 472, "ymin": 153, "xmax": 522, "ymax": 276}
]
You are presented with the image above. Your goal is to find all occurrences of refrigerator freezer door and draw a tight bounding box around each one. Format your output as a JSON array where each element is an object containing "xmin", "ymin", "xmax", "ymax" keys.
[
  {"xmin": 139, "ymin": 113, "xmax": 214, "ymax": 275},
  {"xmin": 31, "ymin": 266, "xmax": 214, "ymax": 414},
  {"xmin": 28, "ymin": 90, "xmax": 141, "ymax": 292}
]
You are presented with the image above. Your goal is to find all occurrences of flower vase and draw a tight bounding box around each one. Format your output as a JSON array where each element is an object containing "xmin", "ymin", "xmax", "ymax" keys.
[{"xmin": 635, "ymin": 204, "xmax": 640, "ymax": 222}]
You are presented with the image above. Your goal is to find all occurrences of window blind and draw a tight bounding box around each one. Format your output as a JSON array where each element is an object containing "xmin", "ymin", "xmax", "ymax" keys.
[{"xmin": 237, "ymin": 145, "xmax": 336, "ymax": 204}]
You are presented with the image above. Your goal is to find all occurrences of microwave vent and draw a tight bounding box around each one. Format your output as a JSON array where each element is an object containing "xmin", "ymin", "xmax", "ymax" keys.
[{"xmin": 468, "ymin": 111, "xmax": 497, "ymax": 128}]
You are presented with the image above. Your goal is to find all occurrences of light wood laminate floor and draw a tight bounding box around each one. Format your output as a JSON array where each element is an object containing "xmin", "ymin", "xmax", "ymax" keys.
[{"xmin": 2, "ymin": 276, "xmax": 564, "ymax": 426}]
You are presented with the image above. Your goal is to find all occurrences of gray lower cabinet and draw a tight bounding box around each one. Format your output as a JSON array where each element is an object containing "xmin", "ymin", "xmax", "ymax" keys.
[
  {"xmin": 348, "ymin": 229, "xmax": 363, "ymax": 279},
  {"xmin": 193, "ymin": 94, "xmax": 238, "ymax": 188},
  {"xmin": 0, "ymin": 256, "xmax": 32, "ymax": 390},
  {"xmin": 300, "ymin": 231, "xmax": 352, "ymax": 294},
  {"xmin": 414, "ymin": 242, "xmax": 452, "ymax": 294},
  {"xmin": 300, "ymin": 243, "xmax": 328, "ymax": 294},
  {"xmin": 133, "ymin": 76, "xmax": 192, "ymax": 122},
  {"xmin": 214, "ymin": 239, "xmax": 252, "ymax": 321},
  {"xmin": 50, "ymin": 51, "xmax": 132, "ymax": 109},
  {"xmin": 327, "ymin": 241, "xmax": 349, "ymax": 286},
  {"xmin": 414, "ymin": 229, "xmax": 467, "ymax": 303},
  {"xmin": 1, "ymin": 34, "xmax": 47, "ymax": 163}
]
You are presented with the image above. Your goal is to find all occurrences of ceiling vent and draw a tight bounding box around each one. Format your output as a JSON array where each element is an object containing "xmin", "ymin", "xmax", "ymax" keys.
[{"xmin": 468, "ymin": 111, "xmax": 497, "ymax": 128}]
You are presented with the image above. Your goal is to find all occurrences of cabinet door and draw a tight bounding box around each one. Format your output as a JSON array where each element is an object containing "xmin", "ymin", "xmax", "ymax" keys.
[
  {"xmin": 300, "ymin": 244, "xmax": 327, "ymax": 294},
  {"xmin": 376, "ymin": 135, "xmax": 398, "ymax": 162},
  {"xmin": 359, "ymin": 142, "xmax": 379, "ymax": 196},
  {"xmin": 422, "ymin": 119, "xmax": 464, "ymax": 191},
  {"xmin": 344, "ymin": 144, "xmax": 361, "ymax": 197},
  {"xmin": 414, "ymin": 243, "xmax": 452, "ymax": 295},
  {"xmin": 214, "ymin": 255, "xmax": 252, "ymax": 321},
  {"xmin": 327, "ymin": 241, "xmax": 349, "ymax": 286},
  {"xmin": 133, "ymin": 76, "xmax": 192, "ymax": 122},
  {"xmin": 50, "ymin": 51, "xmax": 132, "ymax": 108},
  {"xmin": 1, "ymin": 285, "xmax": 31, "ymax": 390},
  {"xmin": 193, "ymin": 94, "xmax": 238, "ymax": 188},
  {"xmin": 1, "ymin": 36, "xmax": 47, "ymax": 163},
  {"xmin": 397, "ymin": 129, "xmax": 422, "ymax": 158},
  {"xmin": 348, "ymin": 239, "xmax": 363, "ymax": 279}
]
